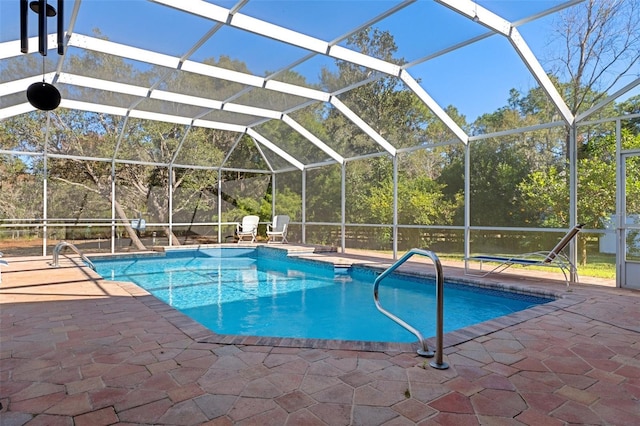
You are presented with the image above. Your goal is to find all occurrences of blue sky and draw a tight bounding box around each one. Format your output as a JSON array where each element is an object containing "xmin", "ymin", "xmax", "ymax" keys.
[{"xmin": 2, "ymin": 0, "xmax": 637, "ymax": 121}]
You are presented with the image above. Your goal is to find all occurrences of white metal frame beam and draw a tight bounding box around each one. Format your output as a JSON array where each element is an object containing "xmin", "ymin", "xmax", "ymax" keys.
[
  {"xmin": 399, "ymin": 70, "xmax": 469, "ymax": 144},
  {"xmin": 150, "ymin": 0, "xmax": 470, "ymax": 144},
  {"xmin": 66, "ymin": 34, "xmax": 331, "ymax": 102},
  {"xmin": 435, "ymin": 0, "xmax": 574, "ymax": 125},
  {"xmin": 576, "ymin": 77, "xmax": 640, "ymax": 123},
  {"xmin": 508, "ymin": 28, "xmax": 574, "ymax": 124},
  {"xmin": 0, "ymin": 0, "xmax": 590, "ymax": 175},
  {"xmin": 1, "ymin": 2, "xmax": 474, "ymax": 154},
  {"xmin": 0, "ymin": 72, "xmax": 285, "ymax": 122},
  {"xmin": 282, "ymin": 115, "xmax": 344, "ymax": 165},
  {"xmin": 246, "ymin": 128, "xmax": 305, "ymax": 171},
  {"xmin": 330, "ymin": 96, "xmax": 397, "ymax": 155},
  {"xmin": 152, "ymin": 0, "xmax": 402, "ymax": 76},
  {"xmin": 0, "ymin": 35, "xmax": 59, "ymax": 59}
]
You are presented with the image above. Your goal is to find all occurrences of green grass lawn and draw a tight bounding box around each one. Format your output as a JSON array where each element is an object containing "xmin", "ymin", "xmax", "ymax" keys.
[{"xmin": 575, "ymin": 253, "xmax": 616, "ymax": 278}]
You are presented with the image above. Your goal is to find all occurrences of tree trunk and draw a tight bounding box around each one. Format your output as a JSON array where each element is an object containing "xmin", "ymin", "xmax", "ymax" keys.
[
  {"xmin": 164, "ymin": 226, "xmax": 181, "ymax": 246},
  {"xmin": 114, "ymin": 201, "xmax": 146, "ymax": 251},
  {"xmin": 580, "ymin": 235, "xmax": 587, "ymax": 267}
]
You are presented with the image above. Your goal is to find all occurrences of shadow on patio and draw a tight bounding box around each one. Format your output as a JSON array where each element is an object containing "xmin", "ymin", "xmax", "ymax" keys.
[{"xmin": 1, "ymin": 253, "xmax": 639, "ymax": 425}]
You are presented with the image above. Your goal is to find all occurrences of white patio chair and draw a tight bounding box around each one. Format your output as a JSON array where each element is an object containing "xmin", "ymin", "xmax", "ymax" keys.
[
  {"xmin": 267, "ymin": 215, "xmax": 290, "ymax": 244},
  {"xmin": 236, "ymin": 215, "xmax": 260, "ymax": 243}
]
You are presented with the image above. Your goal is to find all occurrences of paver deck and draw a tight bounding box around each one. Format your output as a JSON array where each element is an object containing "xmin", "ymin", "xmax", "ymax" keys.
[{"xmin": 1, "ymin": 248, "xmax": 639, "ymax": 425}]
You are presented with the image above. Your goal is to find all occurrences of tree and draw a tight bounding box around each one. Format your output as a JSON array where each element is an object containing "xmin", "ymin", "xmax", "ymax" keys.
[
  {"xmin": 548, "ymin": 0, "xmax": 640, "ymax": 161},
  {"xmin": 519, "ymin": 112, "xmax": 640, "ymax": 265},
  {"xmin": 0, "ymin": 46, "xmax": 252, "ymax": 248},
  {"xmin": 0, "ymin": 155, "xmax": 43, "ymax": 224},
  {"xmin": 550, "ymin": 0, "xmax": 640, "ymax": 116},
  {"xmin": 516, "ymin": 0, "xmax": 640, "ymax": 263},
  {"xmin": 319, "ymin": 28, "xmax": 465, "ymax": 238}
]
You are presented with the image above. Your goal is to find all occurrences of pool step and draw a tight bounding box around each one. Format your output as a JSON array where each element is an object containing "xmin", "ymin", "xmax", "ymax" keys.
[{"xmin": 334, "ymin": 265, "xmax": 350, "ymax": 275}]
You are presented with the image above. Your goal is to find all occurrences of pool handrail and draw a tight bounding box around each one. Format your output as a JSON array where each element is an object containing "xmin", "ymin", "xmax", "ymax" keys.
[
  {"xmin": 373, "ymin": 248, "xmax": 448, "ymax": 370},
  {"xmin": 51, "ymin": 241, "xmax": 96, "ymax": 271},
  {"xmin": 0, "ymin": 251, "xmax": 7, "ymax": 283}
]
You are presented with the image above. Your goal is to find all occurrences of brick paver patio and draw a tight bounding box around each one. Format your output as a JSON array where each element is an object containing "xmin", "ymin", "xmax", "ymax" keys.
[{"xmin": 1, "ymin": 249, "xmax": 639, "ymax": 425}]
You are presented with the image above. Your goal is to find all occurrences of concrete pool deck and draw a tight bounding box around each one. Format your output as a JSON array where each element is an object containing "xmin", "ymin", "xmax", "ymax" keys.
[{"xmin": 1, "ymin": 247, "xmax": 639, "ymax": 425}]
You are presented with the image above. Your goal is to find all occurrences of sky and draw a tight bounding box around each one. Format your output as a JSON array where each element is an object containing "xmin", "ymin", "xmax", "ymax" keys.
[{"xmin": 1, "ymin": 0, "xmax": 638, "ymax": 122}]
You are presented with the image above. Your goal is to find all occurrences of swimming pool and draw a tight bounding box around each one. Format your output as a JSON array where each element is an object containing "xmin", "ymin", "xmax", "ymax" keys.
[{"xmin": 93, "ymin": 248, "xmax": 554, "ymax": 343}]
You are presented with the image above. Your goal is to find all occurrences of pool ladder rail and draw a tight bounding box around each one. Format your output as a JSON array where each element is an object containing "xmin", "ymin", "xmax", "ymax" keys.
[
  {"xmin": 373, "ymin": 248, "xmax": 449, "ymax": 370},
  {"xmin": 0, "ymin": 251, "xmax": 7, "ymax": 283},
  {"xmin": 50, "ymin": 241, "xmax": 96, "ymax": 271}
]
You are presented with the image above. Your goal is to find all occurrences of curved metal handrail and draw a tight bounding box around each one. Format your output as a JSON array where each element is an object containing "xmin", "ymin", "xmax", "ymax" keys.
[
  {"xmin": 0, "ymin": 251, "xmax": 7, "ymax": 284},
  {"xmin": 51, "ymin": 241, "xmax": 96, "ymax": 271},
  {"xmin": 373, "ymin": 248, "xmax": 448, "ymax": 369}
]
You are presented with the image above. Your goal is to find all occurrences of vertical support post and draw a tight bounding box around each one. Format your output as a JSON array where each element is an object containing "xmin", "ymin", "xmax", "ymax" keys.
[
  {"xmin": 302, "ymin": 169, "xmax": 306, "ymax": 244},
  {"xmin": 42, "ymin": 112, "xmax": 51, "ymax": 256},
  {"xmin": 43, "ymin": 153, "xmax": 48, "ymax": 256},
  {"xmin": 217, "ymin": 169, "xmax": 222, "ymax": 244},
  {"xmin": 341, "ymin": 162, "xmax": 346, "ymax": 254},
  {"xmin": 111, "ymin": 160, "xmax": 116, "ymax": 254},
  {"xmin": 271, "ymin": 172, "xmax": 276, "ymax": 218},
  {"xmin": 392, "ymin": 154, "xmax": 398, "ymax": 260},
  {"xmin": 464, "ymin": 142, "xmax": 471, "ymax": 268},
  {"xmin": 168, "ymin": 165, "xmax": 173, "ymax": 247},
  {"xmin": 568, "ymin": 124, "xmax": 578, "ymax": 282},
  {"xmin": 111, "ymin": 115, "xmax": 127, "ymax": 254},
  {"xmin": 615, "ymin": 119, "xmax": 623, "ymax": 288}
]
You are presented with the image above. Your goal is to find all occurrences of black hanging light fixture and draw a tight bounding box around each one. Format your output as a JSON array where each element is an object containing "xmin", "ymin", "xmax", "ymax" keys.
[
  {"xmin": 20, "ymin": 0, "xmax": 65, "ymax": 111},
  {"xmin": 29, "ymin": 0, "xmax": 57, "ymax": 16}
]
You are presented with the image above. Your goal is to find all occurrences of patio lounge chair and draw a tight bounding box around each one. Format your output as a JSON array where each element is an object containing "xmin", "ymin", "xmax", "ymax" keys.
[
  {"xmin": 266, "ymin": 215, "xmax": 290, "ymax": 244},
  {"xmin": 236, "ymin": 215, "xmax": 260, "ymax": 243},
  {"xmin": 465, "ymin": 223, "xmax": 584, "ymax": 286}
]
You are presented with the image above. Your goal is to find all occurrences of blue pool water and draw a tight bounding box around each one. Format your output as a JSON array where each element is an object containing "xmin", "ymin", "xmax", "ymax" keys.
[{"xmin": 93, "ymin": 248, "xmax": 553, "ymax": 343}]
